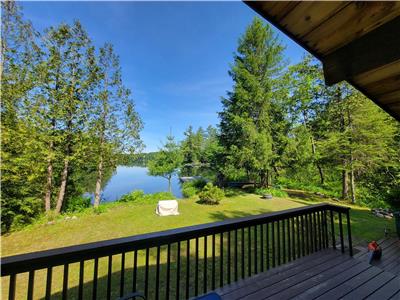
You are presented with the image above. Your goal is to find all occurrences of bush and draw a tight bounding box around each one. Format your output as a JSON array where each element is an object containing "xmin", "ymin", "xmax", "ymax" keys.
[
  {"xmin": 254, "ymin": 188, "xmax": 288, "ymax": 198},
  {"xmin": 181, "ymin": 179, "xmax": 207, "ymax": 198},
  {"xmin": 65, "ymin": 196, "xmax": 91, "ymax": 213},
  {"xmin": 117, "ymin": 190, "xmax": 175, "ymax": 204},
  {"xmin": 6, "ymin": 197, "xmax": 43, "ymax": 232},
  {"xmin": 118, "ymin": 190, "xmax": 145, "ymax": 202},
  {"xmin": 198, "ymin": 183, "xmax": 224, "ymax": 205}
]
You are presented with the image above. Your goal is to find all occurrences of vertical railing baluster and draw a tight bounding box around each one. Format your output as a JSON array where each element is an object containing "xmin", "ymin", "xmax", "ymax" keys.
[
  {"xmin": 282, "ymin": 219, "xmax": 286, "ymax": 264},
  {"xmin": 323, "ymin": 210, "xmax": 329, "ymax": 248},
  {"xmin": 78, "ymin": 261, "xmax": 84, "ymax": 300},
  {"xmin": 272, "ymin": 221, "xmax": 275, "ymax": 268},
  {"xmin": 45, "ymin": 267, "xmax": 52, "ymax": 300},
  {"xmin": 132, "ymin": 251, "xmax": 137, "ymax": 293},
  {"xmin": 227, "ymin": 231, "xmax": 231, "ymax": 284},
  {"xmin": 330, "ymin": 210, "xmax": 336, "ymax": 249},
  {"xmin": 155, "ymin": 246, "xmax": 161, "ymax": 300},
  {"xmin": 220, "ymin": 232, "xmax": 224, "ymax": 287},
  {"xmin": 266, "ymin": 223, "xmax": 270, "ymax": 270},
  {"xmin": 291, "ymin": 217, "xmax": 296, "ymax": 259},
  {"xmin": 346, "ymin": 210, "xmax": 353, "ymax": 256},
  {"xmin": 248, "ymin": 227, "xmax": 251, "ymax": 276},
  {"xmin": 212, "ymin": 234, "xmax": 216, "ymax": 290},
  {"xmin": 260, "ymin": 224, "xmax": 264, "ymax": 272},
  {"xmin": 166, "ymin": 243, "xmax": 171, "ymax": 300},
  {"xmin": 27, "ymin": 271, "xmax": 35, "ymax": 300},
  {"xmin": 186, "ymin": 240, "xmax": 190, "ymax": 300},
  {"xmin": 339, "ymin": 212, "xmax": 344, "ymax": 253},
  {"xmin": 305, "ymin": 214, "xmax": 310, "ymax": 255},
  {"xmin": 317, "ymin": 211, "xmax": 322, "ymax": 250},
  {"xmin": 144, "ymin": 249, "xmax": 149, "ymax": 299},
  {"xmin": 287, "ymin": 218, "xmax": 291, "ymax": 262},
  {"xmin": 241, "ymin": 228, "xmax": 245, "ymax": 279},
  {"xmin": 195, "ymin": 238, "xmax": 199, "ymax": 296},
  {"xmin": 301, "ymin": 215, "xmax": 306, "ymax": 256},
  {"xmin": 176, "ymin": 241, "xmax": 181, "ymax": 300},
  {"xmin": 277, "ymin": 220, "xmax": 281, "ymax": 266},
  {"xmin": 107, "ymin": 255, "xmax": 112, "ymax": 300},
  {"xmin": 314, "ymin": 212, "xmax": 318, "ymax": 252},
  {"xmin": 296, "ymin": 216, "xmax": 301, "ymax": 258},
  {"xmin": 93, "ymin": 258, "xmax": 99, "ymax": 300},
  {"xmin": 254, "ymin": 225, "xmax": 257, "ymax": 274},
  {"xmin": 120, "ymin": 253, "xmax": 125, "ymax": 298},
  {"xmin": 204, "ymin": 236, "xmax": 208, "ymax": 294},
  {"xmin": 234, "ymin": 229, "xmax": 238, "ymax": 281},
  {"xmin": 8, "ymin": 274, "xmax": 16, "ymax": 300},
  {"xmin": 309, "ymin": 213, "xmax": 313, "ymax": 253},
  {"xmin": 62, "ymin": 264, "xmax": 69, "ymax": 300}
]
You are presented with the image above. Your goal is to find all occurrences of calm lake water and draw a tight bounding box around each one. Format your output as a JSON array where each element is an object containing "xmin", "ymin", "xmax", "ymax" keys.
[{"xmin": 99, "ymin": 166, "xmax": 183, "ymax": 202}]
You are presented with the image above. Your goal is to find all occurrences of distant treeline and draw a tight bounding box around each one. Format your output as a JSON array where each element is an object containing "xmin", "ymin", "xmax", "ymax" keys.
[{"xmin": 117, "ymin": 152, "xmax": 159, "ymax": 167}]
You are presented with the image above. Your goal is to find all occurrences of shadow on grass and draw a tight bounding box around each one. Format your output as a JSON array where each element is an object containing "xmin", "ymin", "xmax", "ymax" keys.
[
  {"xmin": 39, "ymin": 231, "xmax": 284, "ymax": 300},
  {"xmin": 208, "ymin": 209, "xmax": 273, "ymax": 222}
]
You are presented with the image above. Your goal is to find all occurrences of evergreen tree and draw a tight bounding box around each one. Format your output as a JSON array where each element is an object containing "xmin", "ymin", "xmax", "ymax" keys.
[
  {"xmin": 219, "ymin": 17, "xmax": 285, "ymax": 187},
  {"xmin": 1, "ymin": 1, "xmax": 44, "ymax": 230}
]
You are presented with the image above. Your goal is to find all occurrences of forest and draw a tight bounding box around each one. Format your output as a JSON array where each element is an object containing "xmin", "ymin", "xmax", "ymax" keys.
[{"xmin": 2, "ymin": 3, "xmax": 399, "ymax": 233}]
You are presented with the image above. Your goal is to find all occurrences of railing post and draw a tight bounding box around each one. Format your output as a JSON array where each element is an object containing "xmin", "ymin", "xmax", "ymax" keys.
[
  {"xmin": 329, "ymin": 210, "xmax": 336, "ymax": 249},
  {"xmin": 338, "ymin": 212, "xmax": 344, "ymax": 253},
  {"xmin": 346, "ymin": 209, "xmax": 353, "ymax": 256}
]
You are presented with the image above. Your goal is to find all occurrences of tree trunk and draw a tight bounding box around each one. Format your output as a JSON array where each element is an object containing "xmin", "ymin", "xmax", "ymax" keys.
[
  {"xmin": 168, "ymin": 176, "xmax": 172, "ymax": 193},
  {"xmin": 44, "ymin": 141, "xmax": 53, "ymax": 212},
  {"xmin": 55, "ymin": 158, "xmax": 69, "ymax": 213},
  {"xmin": 94, "ymin": 156, "xmax": 103, "ymax": 208},
  {"xmin": 303, "ymin": 111, "xmax": 324, "ymax": 185},
  {"xmin": 342, "ymin": 169, "xmax": 349, "ymax": 199},
  {"xmin": 350, "ymin": 167, "xmax": 356, "ymax": 204},
  {"xmin": 44, "ymin": 158, "xmax": 53, "ymax": 211}
]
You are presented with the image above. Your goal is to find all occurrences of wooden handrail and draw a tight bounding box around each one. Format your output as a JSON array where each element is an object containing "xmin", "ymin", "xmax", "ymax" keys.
[
  {"xmin": 1, "ymin": 203, "xmax": 349, "ymax": 276},
  {"xmin": 1, "ymin": 203, "xmax": 352, "ymax": 300}
]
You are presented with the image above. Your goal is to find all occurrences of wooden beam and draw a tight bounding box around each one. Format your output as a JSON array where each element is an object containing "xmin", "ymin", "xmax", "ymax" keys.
[{"xmin": 322, "ymin": 16, "xmax": 400, "ymax": 85}]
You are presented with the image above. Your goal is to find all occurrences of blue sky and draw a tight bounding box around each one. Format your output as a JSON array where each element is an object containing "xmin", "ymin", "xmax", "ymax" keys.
[{"xmin": 21, "ymin": 1, "xmax": 307, "ymax": 152}]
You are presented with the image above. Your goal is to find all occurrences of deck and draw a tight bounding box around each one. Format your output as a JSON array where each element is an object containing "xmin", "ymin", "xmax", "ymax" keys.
[
  {"xmin": 214, "ymin": 247, "xmax": 400, "ymax": 300},
  {"xmin": 354, "ymin": 237, "xmax": 400, "ymax": 276}
]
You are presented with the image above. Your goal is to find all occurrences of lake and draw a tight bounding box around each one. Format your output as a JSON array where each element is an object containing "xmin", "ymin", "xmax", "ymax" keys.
[{"xmin": 98, "ymin": 166, "xmax": 183, "ymax": 202}]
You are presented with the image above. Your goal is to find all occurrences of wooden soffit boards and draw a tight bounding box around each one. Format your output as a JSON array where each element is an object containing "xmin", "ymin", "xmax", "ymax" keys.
[{"xmin": 245, "ymin": 1, "xmax": 400, "ymax": 121}]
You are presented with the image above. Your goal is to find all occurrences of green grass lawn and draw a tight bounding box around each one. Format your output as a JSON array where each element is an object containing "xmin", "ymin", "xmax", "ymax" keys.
[{"xmin": 1, "ymin": 191, "xmax": 396, "ymax": 300}]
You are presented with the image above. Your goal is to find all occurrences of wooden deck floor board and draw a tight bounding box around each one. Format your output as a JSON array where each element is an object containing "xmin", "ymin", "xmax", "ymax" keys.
[
  {"xmin": 211, "ymin": 245, "xmax": 400, "ymax": 300},
  {"xmin": 354, "ymin": 237, "xmax": 400, "ymax": 276},
  {"xmin": 341, "ymin": 271, "xmax": 396, "ymax": 299},
  {"xmin": 366, "ymin": 277, "xmax": 400, "ymax": 300},
  {"xmin": 218, "ymin": 250, "xmax": 339, "ymax": 299},
  {"xmin": 240, "ymin": 255, "xmax": 352, "ymax": 300},
  {"xmin": 264, "ymin": 257, "xmax": 360, "ymax": 300}
]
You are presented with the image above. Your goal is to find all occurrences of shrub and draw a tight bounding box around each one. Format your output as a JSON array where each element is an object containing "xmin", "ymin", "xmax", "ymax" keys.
[
  {"xmin": 7, "ymin": 197, "xmax": 43, "ymax": 231},
  {"xmin": 181, "ymin": 179, "xmax": 207, "ymax": 198},
  {"xmin": 118, "ymin": 190, "xmax": 145, "ymax": 202},
  {"xmin": 93, "ymin": 205, "xmax": 107, "ymax": 215},
  {"xmin": 198, "ymin": 183, "xmax": 224, "ymax": 205},
  {"xmin": 182, "ymin": 184, "xmax": 198, "ymax": 198},
  {"xmin": 254, "ymin": 188, "xmax": 288, "ymax": 198},
  {"xmin": 65, "ymin": 196, "xmax": 91, "ymax": 213},
  {"xmin": 117, "ymin": 190, "xmax": 174, "ymax": 204}
]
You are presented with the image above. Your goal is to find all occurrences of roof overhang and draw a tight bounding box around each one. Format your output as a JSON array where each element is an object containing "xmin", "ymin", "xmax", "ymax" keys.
[{"xmin": 245, "ymin": 1, "xmax": 400, "ymax": 121}]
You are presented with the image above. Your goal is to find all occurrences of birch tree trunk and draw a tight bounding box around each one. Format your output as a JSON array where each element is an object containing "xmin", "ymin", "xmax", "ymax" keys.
[
  {"xmin": 55, "ymin": 158, "xmax": 69, "ymax": 213},
  {"xmin": 94, "ymin": 156, "xmax": 103, "ymax": 207},
  {"xmin": 44, "ymin": 142, "xmax": 53, "ymax": 212}
]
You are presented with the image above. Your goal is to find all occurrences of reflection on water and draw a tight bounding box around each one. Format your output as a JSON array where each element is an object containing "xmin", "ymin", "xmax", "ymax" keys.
[{"xmin": 95, "ymin": 166, "xmax": 182, "ymax": 202}]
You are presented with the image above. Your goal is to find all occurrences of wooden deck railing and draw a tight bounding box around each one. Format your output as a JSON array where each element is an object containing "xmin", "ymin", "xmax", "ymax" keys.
[{"xmin": 1, "ymin": 203, "xmax": 352, "ymax": 300}]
